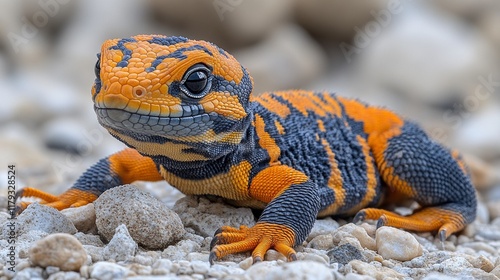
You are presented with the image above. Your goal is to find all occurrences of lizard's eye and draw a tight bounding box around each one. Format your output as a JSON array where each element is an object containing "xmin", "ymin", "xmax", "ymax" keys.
[
  {"xmin": 180, "ymin": 64, "xmax": 212, "ymax": 99},
  {"xmin": 94, "ymin": 59, "xmax": 101, "ymax": 79}
]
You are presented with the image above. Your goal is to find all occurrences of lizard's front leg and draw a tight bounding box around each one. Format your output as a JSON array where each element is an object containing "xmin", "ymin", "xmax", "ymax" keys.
[
  {"xmin": 16, "ymin": 148, "xmax": 163, "ymax": 212},
  {"xmin": 210, "ymin": 165, "xmax": 320, "ymax": 264}
]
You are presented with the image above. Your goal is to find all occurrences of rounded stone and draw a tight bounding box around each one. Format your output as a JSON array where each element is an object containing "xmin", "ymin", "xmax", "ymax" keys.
[
  {"xmin": 376, "ymin": 226, "xmax": 423, "ymax": 261},
  {"xmin": 28, "ymin": 233, "xmax": 87, "ymax": 271},
  {"xmin": 94, "ymin": 184, "xmax": 185, "ymax": 250}
]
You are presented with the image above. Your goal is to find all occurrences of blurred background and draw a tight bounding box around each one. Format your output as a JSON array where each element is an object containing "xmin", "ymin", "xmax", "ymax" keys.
[{"xmin": 1, "ymin": 0, "xmax": 499, "ymax": 200}]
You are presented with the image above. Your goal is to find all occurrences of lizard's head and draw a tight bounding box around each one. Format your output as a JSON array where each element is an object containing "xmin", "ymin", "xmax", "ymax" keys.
[{"xmin": 92, "ymin": 35, "xmax": 254, "ymax": 161}]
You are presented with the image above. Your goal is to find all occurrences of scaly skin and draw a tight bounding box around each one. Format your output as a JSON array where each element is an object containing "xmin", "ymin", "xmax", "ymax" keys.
[{"xmin": 17, "ymin": 35, "xmax": 477, "ymax": 264}]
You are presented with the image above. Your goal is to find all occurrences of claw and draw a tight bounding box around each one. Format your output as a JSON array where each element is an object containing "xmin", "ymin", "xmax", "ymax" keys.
[
  {"xmin": 214, "ymin": 227, "xmax": 224, "ymax": 236},
  {"xmin": 252, "ymin": 256, "xmax": 262, "ymax": 264},
  {"xmin": 376, "ymin": 215, "xmax": 387, "ymax": 229},
  {"xmin": 439, "ymin": 229, "xmax": 447, "ymax": 243},
  {"xmin": 353, "ymin": 211, "xmax": 366, "ymax": 223},
  {"xmin": 210, "ymin": 236, "xmax": 219, "ymax": 250},
  {"xmin": 208, "ymin": 223, "xmax": 297, "ymax": 266},
  {"xmin": 289, "ymin": 253, "xmax": 297, "ymax": 262},
  {"xmin": 209, "ymin": 251, "xmax": 217, "ymax": 265}
]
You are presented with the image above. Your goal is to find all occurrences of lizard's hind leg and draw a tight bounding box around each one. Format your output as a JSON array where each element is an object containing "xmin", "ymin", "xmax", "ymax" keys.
[{"xmin": 356, "ymin": 122, "xmax": 477, "ymax": 240}]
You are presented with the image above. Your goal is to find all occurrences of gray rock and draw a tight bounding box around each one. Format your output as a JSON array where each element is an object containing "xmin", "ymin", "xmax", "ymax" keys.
[
  {"xmin": 61, "ymin": 203, "xmax": 97, "ymax": 233},
  {"xmin": 102, "ymin": 224, "xmax": 138, "ymax": 262},
  {"xmin": 328, "ymin": 243, "xmax": 365, "ymax": 265},
  {"xmin": 376, "ymin": 226, "xmax": 423, "ymax": 261},
  {"xmin": 28, "ymin": 233, "xmax": 87, "ymax": 271},
  {"xmin": 90, "ymin": 262, "xmax": 131, "ymax": 280},
  {"xmin": 2, "ymin": 203, "xmax": 76, "ymax": 238},
  {"xmin": 95, "ymin": 184, "xmax": 184, "ymax": 249},
  {"xmin": 173, "ymin": 196, "xmax": 254, "ymax": 237}
]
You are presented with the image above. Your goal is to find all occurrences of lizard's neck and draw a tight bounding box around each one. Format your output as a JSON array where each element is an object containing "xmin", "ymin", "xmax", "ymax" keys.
[{"xmin": 107, "ymin": 113, "xmax": 256, "ymax": 171}]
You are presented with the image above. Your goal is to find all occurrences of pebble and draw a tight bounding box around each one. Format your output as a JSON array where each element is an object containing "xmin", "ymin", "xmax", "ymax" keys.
[
  {"xmin": 61, "ymin": 203, "xmax": 97, "ymax": 233},
  {"xmin": 172, "ymin": 196, "xmax": 254, "ymax": 237},
  {"xmin": 95, "ymin": 184, "xmax": 185, "ymax": 249},
  {"xmin": 376, "ymin": 226, "xmax": 423, "ymax": 261},
  {"xmin": 28, "ymin": 233, "xmax": 87, "ymax": 271},
  {"xmin": 332, "ymin": 223, "xmax": 377, "ymax": 251},
  {"xmin": 90, "ymin": 262, "xmax": 131, "ymax": 280},
  {"xmin": 102, "ymin": 224, "xmax": 138, "ymax": 262}
]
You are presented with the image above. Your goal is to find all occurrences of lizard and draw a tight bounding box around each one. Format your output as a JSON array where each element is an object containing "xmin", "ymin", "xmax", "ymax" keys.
[{"xmin": 17, "ymin": 34, "xmax": 477, "ymax": 264}]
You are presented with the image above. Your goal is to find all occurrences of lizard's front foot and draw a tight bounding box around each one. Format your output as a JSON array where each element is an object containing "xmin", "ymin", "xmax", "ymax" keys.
[
  {"xmin": 209, "ymin": 222, "xmax": 297, "ymax": 264},
  {"xmin": 15, "ymin": 187, "xmax": 97, "ymax": 214}
]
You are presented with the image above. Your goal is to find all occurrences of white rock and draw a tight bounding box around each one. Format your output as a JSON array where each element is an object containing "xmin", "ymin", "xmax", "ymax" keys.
[
  {"xmin": 61, "ymin": 203, "xmax": 97, "ymax": 233},
  {"xmin": 247, "ymin": 260, "xmax": 333, "ymax": 280},
  {"xmin": 173, "ymin": 196, "xmax": 254, "ymax": 237},
  {"xmin": 102, "ymin": 224, "xmax": 138, "ymax": 262},
  {"xmin": 95, "ymin": 184, "xmax": 184, "ymax": 249},
  {"xmin": 28, "ymin": 233, "xmax": 87, "ymax": 271},
  {"xmin": 376, "ymin": 226, "xmax": 423, "ymax": 261},
  {"xmin": 90, "ymin": 262, "xmax": 130, "ymax": 280}
]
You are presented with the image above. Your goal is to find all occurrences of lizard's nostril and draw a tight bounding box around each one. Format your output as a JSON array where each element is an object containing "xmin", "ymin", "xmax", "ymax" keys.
[{"xmin": 134, "ymin": 87, "xmax": 146, "ymax": 97}]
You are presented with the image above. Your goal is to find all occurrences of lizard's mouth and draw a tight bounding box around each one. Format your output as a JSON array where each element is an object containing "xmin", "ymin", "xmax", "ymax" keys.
[{"xmin": 94, "ymin": 107, "xmax": 217, "ymax": 137}]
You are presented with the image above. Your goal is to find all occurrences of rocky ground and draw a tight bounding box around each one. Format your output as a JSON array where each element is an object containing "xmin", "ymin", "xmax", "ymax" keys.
[{"xmin": 1, "ymin": 182, "xmax": 500, "ymax": 280}]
